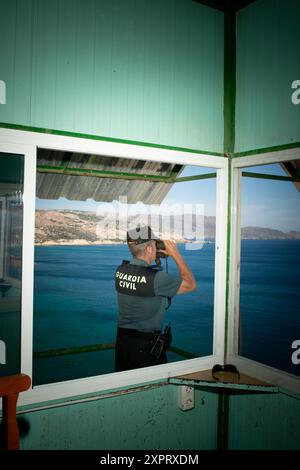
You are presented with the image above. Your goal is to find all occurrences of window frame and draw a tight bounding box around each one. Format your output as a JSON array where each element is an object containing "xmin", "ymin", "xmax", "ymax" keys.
[
  {"xmin": 0, "ymin": 196, "xmax": 6, "ymax": 279},
  {"xmin": 0, "ymin": 144, "xmax": 34, "ymax": 382},
  {"xmin": 229, "ymin": 148, "xmax": 300, "ymax": 394},
  {"xmin": 0, "ymin": 127, "xmax": 228, "ymax": 407}
]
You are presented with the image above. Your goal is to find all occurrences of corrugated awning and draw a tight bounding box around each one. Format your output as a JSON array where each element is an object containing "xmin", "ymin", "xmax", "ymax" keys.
[
  {"xmin": 280, "ymin": 159, "xmax": 300, "ymax": 192},
  {"xmin": 36, "ymin": 149, "xmax": 184, "ymax": 204}
]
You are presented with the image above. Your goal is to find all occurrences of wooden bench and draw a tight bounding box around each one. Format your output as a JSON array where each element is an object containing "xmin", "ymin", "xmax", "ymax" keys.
[{"xmin": 0, "ymin": 374, "xmax": 31, "ymax": 450}]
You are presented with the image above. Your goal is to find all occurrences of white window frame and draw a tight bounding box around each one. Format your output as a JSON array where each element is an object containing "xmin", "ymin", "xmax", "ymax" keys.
[
  {"xmin": 0, "ymin": 196, "xmax": 6, "ymax": 279},
  {"xmin": 228, "ymin": 147, "xmax": 300, "ymax": 394},
  {"xmin": 0, "ymin": 127, "xmax": 228, "ymax": 406}
]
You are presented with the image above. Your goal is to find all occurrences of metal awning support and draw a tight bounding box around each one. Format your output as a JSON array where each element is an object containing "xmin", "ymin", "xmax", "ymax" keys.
[
  {"xmin": 37, "ymin": 164, "xmax": 217, "ymax": 184},
  {"xmin": 242, "ymin": 171, "xmax": 300, "ymax": 182},
  {"xmin": 172, "ymin": 173, "xmax": 216, "ymax": 183}
]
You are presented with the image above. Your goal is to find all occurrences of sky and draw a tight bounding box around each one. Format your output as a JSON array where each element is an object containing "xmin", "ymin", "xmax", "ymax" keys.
[
  {"xmin": 36, "ymin": 163, "xmax": 300, "ymax": 232},
  {"xmin": 241, "ymin": 164, "xmax": 300, "ymax": 232}
]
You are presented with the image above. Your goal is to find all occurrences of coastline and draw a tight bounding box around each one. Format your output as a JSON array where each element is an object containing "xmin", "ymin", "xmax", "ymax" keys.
[
  {"xmin": 34, "ymin": 240, "xmax": 127, "ymax": 246},
  {"xmin": 34, "ymin": 238, "xmax": 210, "ymax": 247},
  {"xmin": 34, "ymin": 238, "xmax": 300, "ymax": 247}
]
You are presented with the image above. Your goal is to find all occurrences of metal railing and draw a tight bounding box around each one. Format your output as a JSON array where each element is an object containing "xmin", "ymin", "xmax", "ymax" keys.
[{"xmin": 33, "ymin": 342, "xmax": 196, "ymax": 360}]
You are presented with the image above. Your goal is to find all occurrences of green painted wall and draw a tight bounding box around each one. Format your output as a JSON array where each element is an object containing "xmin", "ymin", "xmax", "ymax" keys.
[
  {"xmin": 19, "ymin": 384, "xmax": 218, "ymax": 450},
  {"xmin": 229, "ymin": 390, "xmax": 300, "ymax": 450},
  {"xmin": 17, "ymin": 383, "xmax": 300, "ymax": 450},
  {"xmin": 235, "ymin": 0, "xmax": 300, "ymax": 152},
  {"xmin": 0, "ymin": 0, "xmax": 224, "ymax": 153}
]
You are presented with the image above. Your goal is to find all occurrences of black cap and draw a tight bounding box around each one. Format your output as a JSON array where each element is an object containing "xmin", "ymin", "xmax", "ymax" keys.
[{"xmin": 126, "ymin": 225, "xmax": 159, "ymax": 245}]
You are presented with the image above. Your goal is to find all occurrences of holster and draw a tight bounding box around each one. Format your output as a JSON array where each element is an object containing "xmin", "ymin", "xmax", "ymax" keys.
[{"xmin": 149, "ymin": 323, "xmax": 172, "ymax": 359}]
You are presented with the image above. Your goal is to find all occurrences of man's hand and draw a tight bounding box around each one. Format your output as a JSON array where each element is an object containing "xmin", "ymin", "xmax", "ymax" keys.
[
  {"xmin": 160, "ymin": 240, "xmax": 196, "ymax": 294},
  {"xmin": 160, "ymin": 240, "xmax": 181, "ymax": 259}
]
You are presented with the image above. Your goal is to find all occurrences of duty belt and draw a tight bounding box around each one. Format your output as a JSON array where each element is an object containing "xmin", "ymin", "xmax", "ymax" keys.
[{"xmin": 118, "ymin": 327, "xmax": 160, "ymax": 339}]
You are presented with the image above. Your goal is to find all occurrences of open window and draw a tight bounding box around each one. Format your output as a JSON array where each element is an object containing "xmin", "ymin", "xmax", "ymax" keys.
[
  {"xmin": 0, "ymin": 152, "xmax": 24, "ymax": 377},
  {"xmin": 1, "ymin": 129, "xmax": 228, "ymax": 406},
  {"xmin": 33, "ymin": 150, "xmax": 218, "ymax": 385},
  {"xmin": 229, "ymin": 150, "xmax": 300, "ymax": 392}
]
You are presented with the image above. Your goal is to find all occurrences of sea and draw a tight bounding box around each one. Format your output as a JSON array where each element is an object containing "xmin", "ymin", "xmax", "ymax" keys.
[{"xmin": 33, "ymin": 240, "xmax": 300, "ymax": 385}]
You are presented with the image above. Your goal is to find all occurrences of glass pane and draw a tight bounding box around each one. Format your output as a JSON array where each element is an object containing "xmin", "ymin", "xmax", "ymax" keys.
[
  {"xmin": 0, "ymin": 152, "xmax": 24, "ymax": 377},
  {"xmin": 33, "ymin": 151, "xmax": 216, "ymax": 384},
  {"xmin": 240, "ymin": 164, "xmax": 300, "ymax": 376}
]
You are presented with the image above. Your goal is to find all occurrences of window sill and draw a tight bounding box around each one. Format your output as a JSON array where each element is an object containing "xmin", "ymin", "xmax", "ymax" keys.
[{"xmin": 169, "ymin": 369, "xmax": 279, "ymax": 393}]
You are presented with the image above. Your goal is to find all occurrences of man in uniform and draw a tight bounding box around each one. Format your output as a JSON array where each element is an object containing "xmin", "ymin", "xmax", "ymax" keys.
[{"xmin": 115, "ymin": 225, "xmax": 196, "ymax": 372}]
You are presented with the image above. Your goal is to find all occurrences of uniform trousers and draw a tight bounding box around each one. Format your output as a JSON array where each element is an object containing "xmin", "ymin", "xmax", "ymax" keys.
[{"xmin": 115, "ymin": 327, "xmax": 167, "ymax": 372}]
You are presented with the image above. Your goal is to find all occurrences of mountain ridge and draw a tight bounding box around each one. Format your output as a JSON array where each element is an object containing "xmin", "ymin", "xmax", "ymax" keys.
[{"xmin": 35, "ymin": 210, "xmax": 300, "ymax": 245}]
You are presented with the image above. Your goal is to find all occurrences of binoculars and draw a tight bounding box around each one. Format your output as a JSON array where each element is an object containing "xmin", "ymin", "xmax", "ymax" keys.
[
  {"xmin": 155, "ymin": 239, "xmax": 167, "ymax": 269},
  {"xmin": 155, "ymin": 239, "xmax": 167, "ymax": 258},
  {"xmin": 126, "ymin": 226, "xmax": 168, "ymax": 269}
]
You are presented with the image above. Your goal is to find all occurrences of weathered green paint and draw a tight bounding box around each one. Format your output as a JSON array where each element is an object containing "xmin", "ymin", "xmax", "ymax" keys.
[
  {"xmin": 242, "ymin": 171, "xmax": 300, "ymax": 182},
  {"xmin": 229, "ymin": 389, "xmax": 300, "ymax": 450},
  {"xmin": 18, "ymin": 384, "xmax": 219, "ymax": 450},
  {"xmin": 235, "ymin": 0, "xmax": 300, "ymax": 152},
  {"xmin": 12, "ymin": 383, "xmax": 299, "ymax": 450},
  {"xmin": 217, "ymin": 390, "xmax": 230, "ymax": 450},
  {"xmin": 0, "ymin": 0, "xmax": 224, "ymax": 153}
]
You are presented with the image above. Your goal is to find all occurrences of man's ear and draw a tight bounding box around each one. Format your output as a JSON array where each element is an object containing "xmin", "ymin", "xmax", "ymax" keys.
[{"xmin": 146, "ymin": 243, "xmax": 153, "ymax": 254}]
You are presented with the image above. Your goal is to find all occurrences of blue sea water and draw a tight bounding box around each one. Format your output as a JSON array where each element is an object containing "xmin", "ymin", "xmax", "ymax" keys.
[
  {"xmin": 240, "ymin": 239, "xmax": 300, "ymax": 376},
  {"xmin": 33, "ymin": 240, "xmax": 300, "ymax": 385}
]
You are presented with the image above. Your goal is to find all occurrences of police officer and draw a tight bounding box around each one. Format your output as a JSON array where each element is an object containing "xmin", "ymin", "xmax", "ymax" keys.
[{"xmin": 115, "ymin": 225, "xmax": 196, "ymax": 372}]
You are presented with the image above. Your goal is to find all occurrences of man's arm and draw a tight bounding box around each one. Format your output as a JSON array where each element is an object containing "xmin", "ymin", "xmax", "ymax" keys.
[{"xmin": 161, "ymin": 241, "xmax": 196, "ymax": 294}]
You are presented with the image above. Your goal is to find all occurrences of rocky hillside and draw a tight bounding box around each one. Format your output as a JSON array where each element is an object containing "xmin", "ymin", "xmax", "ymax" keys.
[
  {"xmin": 35, "ymin": 210, "xmax": 99, "ymax": 244},
  {"xmin": 35, "ymin": 210, "xmax": 300, "ymax": 245},
  {"xmin": 242, "ymin": 226, "xmax": 300, "ymax": 240}
]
